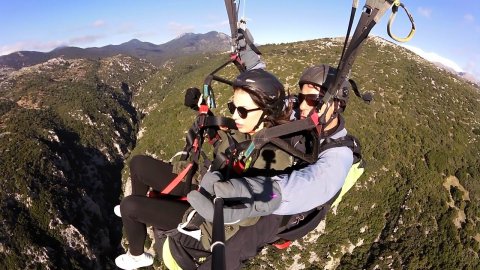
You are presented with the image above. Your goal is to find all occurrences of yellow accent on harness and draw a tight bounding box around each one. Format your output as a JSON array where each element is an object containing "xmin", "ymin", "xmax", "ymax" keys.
[
  {"xmin": 387, "ymin": 1, "xmax": 416, "ymax": 42},
  {"xmin": 332, "ymin": 162, "xmax": 365, "ymax": 207},
  {"xmin": 163, "ymin": 237, "xmax": 183, "ymax": 270}
]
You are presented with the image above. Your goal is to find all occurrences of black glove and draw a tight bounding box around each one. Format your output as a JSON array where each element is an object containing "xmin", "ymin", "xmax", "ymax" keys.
[{"xmin": 184, "ymin": 87, "xmax": 201, "ymax": 110}]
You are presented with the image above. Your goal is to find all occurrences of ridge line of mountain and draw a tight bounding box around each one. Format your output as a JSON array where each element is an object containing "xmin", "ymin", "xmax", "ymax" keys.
[{"xmin": 0, "ymin": 31, "xmax": 231, "ymax": 69}]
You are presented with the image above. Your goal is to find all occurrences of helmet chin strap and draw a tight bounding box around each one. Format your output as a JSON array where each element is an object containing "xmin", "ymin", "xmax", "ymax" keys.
[
  {"xmin": 251, "ymin": 111, "xmax": 266, "ymax": 133},
  {"xmin": 312, "ymin": 100, "xmax": 339, "ymax": 136}
]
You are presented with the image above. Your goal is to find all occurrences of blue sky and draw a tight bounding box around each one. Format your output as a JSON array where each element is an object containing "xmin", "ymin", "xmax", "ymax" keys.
[{"xmin": 1, "ymin": 1, "xmax": 479, "ymax": 79}]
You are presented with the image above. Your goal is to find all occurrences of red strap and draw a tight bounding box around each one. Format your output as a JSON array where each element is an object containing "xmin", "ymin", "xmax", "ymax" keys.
[
  {"xmin": 232, "ymin": 160, "xmax": 245, "ymax": 174},
  {"xmin": 161, "ymin": 163, "xmax": 193, "ymax": 195},
  {"xmin": 199, "ymin": 104, "xmax": 209, "ymax": 114},
  {"xmin": 230, "ymin": 53, "xmax": 239, "ymax": 61},
  {"xmin": 208, "ymin": 133, "xmax": 221, "ymax": 145},
  {"xmin": 310, "ymin": 111, "xmax": 319, "ymax": 126},
  {"xmin": 192, "ymin": 138, "xmax": 199, "ymax": 152},
  {"xmin": 272, "ymin": 240, "xmax": 291, "ymax": 249}
]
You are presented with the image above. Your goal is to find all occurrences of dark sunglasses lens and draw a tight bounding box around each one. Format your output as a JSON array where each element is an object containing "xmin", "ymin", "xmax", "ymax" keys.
[
  {"xmin": 236, "ymin": 107, "xmax": 248, "ymax": 119},
  {"xmin": 227, "ymin": 102, "xmax": 235, "ymax": 114},
  {"xmin": 299, "ymin": 94, "xmax": 319, "ymax": 106},
  {"xmin": 228, "ymin": 102, "xmax": 248, "ymax": 119}
]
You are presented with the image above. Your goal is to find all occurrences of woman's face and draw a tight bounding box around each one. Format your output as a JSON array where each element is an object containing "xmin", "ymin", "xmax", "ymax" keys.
[{"xmin": 231, "ymin": 88, "xmax": 264, "ymax": 134}]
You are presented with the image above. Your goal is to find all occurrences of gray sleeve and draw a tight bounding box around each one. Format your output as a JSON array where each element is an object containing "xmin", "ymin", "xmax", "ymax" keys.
[
  {"xmin": 188, "ymin": 177, "xmax": 282, "ymax": 223},
  {"xmin": 273, "ymin": 146, "xmax": 354, "ymax": 215},
  {"xmin": 237, "ymin": 28, "xmax": 266, "ymax": 71},
  {"xmin": 214, "ymin": 177, "xmax": 282, "ymax": 222},
  {"xmin": 239, "ymin": 48, "xmax": 266, "ymax": 71}
]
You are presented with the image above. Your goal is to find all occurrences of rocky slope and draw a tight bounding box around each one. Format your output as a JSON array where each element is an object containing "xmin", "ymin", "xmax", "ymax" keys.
[{"xmin": 0, "ymin": 55, "xmax": 157, "ymax": 269}]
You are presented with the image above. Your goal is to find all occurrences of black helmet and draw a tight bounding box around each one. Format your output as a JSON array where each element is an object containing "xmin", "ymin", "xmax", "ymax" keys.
[
  {"xmin": 233, "ymin": 69, "xmax": 285, "ymax": 111},
  {"xmin": 298, "ymin": 64, "xmax": 349, "ymax": 103}
]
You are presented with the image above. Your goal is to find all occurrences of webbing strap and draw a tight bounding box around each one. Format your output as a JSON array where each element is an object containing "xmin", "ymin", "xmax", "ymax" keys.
[
  {"xmin": 337, "ymin": 0, "xmax": 359, "ymax": 70},
  {"xmin": 231, "ymin": 115, "xmax": 322, "ymax": 170},
  {"xmin": 243, "ymin": 117, "xmax": 318, "ymax": 165},
  {"xmin": 204, "ymin": 116, "xmax": 237, "ymax": 130},
  {"xmin": 253, "ymin": 118, "xmax": 316, "ymax": 147},
  {"xmin": 270, "ymin": 137, "xmax": 317, "ymax": 164},
  {"xmin": 324, "ymin": 8, "xmax": 379, "ymax": 107},
  {"xmin": 224, "ymin": 0, "xmax": 239, "ymax": 50},
  {"xmin": 348, "ymin": 79, "xmax": 373, "ymax": 103},
  {"xmin": 324, "ymin": 0, "xmax": 411, "ymax": 110},
  {"xmin": 202, "ymin": 58, "xmax": 243, "ymax": 110},
  {"xmin": 182, "ymin": 115, "xmax": 236, "ymax": 160},
  {"xmin": 272, "ymin": 239, "xmax": 291, "ymax": 250},
  {"xmin": 161, "ymin": 163, "xmax": 193, "ymax": 195},
  {"xmin": 319, "ymin": 134, "xmax": 362, "ymax": 163}
]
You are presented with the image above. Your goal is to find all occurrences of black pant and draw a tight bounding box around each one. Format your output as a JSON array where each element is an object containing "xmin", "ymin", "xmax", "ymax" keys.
[{"xmin": 120, "ymin": 155, "xmax": 190, "ymax": 255}]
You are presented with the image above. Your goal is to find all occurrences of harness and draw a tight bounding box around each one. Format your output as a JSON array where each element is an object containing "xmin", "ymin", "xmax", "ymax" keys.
[
  {"xmin": 147, "ymin": 104, "xmax": 238, "ymax": 199},
  {"xmin": 273, "ymin": 134, "xmax": 365, "ymax": 249}
]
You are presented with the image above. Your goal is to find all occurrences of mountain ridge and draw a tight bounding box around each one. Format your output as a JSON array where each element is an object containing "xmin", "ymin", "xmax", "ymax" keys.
[
  {"xmin": 1, "ymin": 36, "xmax": 479, "ymax": 269},
  {"xmin": 0, "ymin": 31, "xmax": 230, "ymax": 69}
]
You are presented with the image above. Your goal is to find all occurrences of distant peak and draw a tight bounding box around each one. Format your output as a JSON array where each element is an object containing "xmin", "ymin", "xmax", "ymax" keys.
[
  {"xmin": 127, "ymin": 38, "xmax": 143, "ymax": 43},
  {"xmin": 52, "ymin": 45, "xmax": 69, "ymax": 51},
  {"xmin": 175, "ymin": 32, "xmax": 195, "ymax": 39}
]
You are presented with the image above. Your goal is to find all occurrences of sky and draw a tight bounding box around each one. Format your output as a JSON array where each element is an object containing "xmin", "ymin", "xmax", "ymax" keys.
[{"xmin": 1, "ymin": 0, "xmax": 479, "ymax": 79}]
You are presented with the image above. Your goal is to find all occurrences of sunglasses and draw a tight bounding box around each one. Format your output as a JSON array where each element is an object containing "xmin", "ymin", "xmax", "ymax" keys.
[
  {"xmin": 298, "ymin": 93, "xmax": 321, "ymax": 106},
  {"xmin": 227, "ymin": 101, "xmax": 262, "ymax": 119}
]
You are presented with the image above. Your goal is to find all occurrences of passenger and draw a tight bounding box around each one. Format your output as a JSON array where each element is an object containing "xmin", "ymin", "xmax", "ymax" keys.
[
  {"xmin": 163, "ymin": 64, "xmax": 358, "ymax": 269},
  {"xmin": 114, "ymin": 68, "xmax": 293, "ymax": 270}
]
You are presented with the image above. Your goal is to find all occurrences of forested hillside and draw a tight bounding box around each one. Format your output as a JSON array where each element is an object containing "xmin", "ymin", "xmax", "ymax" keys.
[
  {"xmin": 0, "ymin": 56, "xmax": 157, "ymax": 269},
  {"xmin": 129, "ymin": 37, "xmax": 480, "ymax": 269},
  {"xmin": 0, "ymin": 36, "xmax": 479, "ymax": 269}
]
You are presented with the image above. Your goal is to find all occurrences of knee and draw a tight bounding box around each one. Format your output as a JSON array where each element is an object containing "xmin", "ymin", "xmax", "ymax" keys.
[
  {"xmin": 129, "ymin": 155, "xmax": 149, "ymax": 172},
  {"xmin": 120, "ymin": 195, "xmax": 143, "ymax": 217}
]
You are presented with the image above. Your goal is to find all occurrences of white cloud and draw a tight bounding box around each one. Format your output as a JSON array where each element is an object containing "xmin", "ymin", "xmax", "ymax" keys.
[
  {"xmin": 168, "ymin": 22, "xmax": 195, "ymax": 36},
  {"xmin": 0, "ymin": 33, "xmax": 107, "ymax": 55},
  {"xmin": 0, "ymin": 43, "xmax": 25, "ymax": 56},
  {"xmin": 92, "ymin": 19, "xmax": 106, "ymax": 28},
  {"xmin": 69, "ymin": 34, "xmax": 104, "ymax": 45},
  {"xmin": 0, "ymin": 40, "xmax": 66, "ymax": 56},
  {"xmin": 401, "ymin": 44, "xmax": 463, "ymax": 72},
  {"xmin": 418, "ymin": 7, "xmax": 432, "ymax": 18}
]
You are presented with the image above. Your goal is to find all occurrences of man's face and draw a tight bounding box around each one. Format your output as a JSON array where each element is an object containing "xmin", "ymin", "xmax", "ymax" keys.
[{"xmin": 299, "ymin": 84, "xmax": 320, "ymax": 119}]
